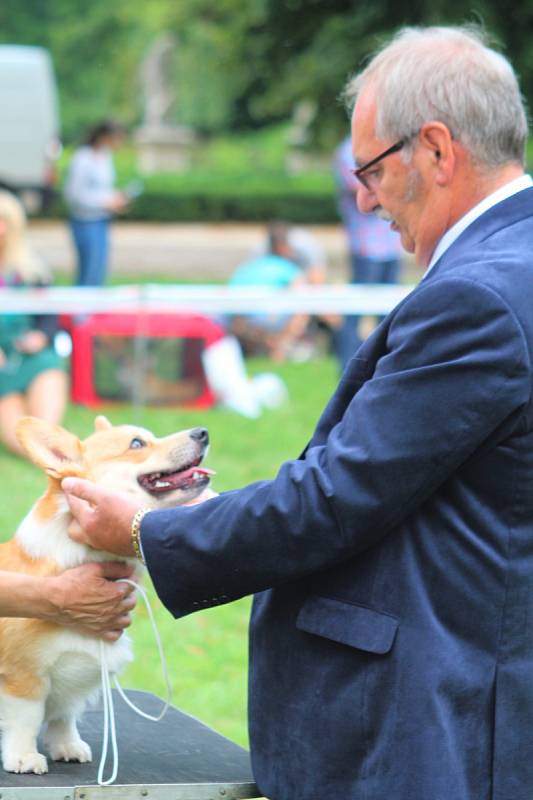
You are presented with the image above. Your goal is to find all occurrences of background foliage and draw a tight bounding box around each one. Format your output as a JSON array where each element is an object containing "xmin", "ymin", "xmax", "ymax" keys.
[
  {"xmin": 0, "ymin": 0, "xmax": 532, "ymax": 147},
  {"xmin": 1, "ymin": 1, "xmax": 532, "ymax": 223},
  {"xmin": 43, "ymin": 124, "xmax": 337, "ymax": 222}
]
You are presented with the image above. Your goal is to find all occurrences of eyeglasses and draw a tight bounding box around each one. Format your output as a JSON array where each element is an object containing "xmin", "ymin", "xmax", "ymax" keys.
[{"xmin": 352, "ymin": 138, "xmax": 407, "ymax": 191}]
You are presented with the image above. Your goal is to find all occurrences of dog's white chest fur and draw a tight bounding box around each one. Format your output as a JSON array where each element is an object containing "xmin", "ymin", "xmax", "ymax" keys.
[
  {"xmin": 17, "ymin": 500, "xmax": 114, "ymax": 569},
  {"xmin": 43, "ymin": 633, "xmax": 133, "ymax": 721},
  {"xmin": 14, "ymin": 501, "xmax": 135, "ymax": 710}
]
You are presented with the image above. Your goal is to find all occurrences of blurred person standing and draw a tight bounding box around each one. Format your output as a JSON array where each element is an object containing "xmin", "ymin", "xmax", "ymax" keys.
[
  {"xmin": 333, "ymin": 135, "xmax": 403, "ymax": 368},
  {"xmin": 0, "ymin": 190, "xmax": 67, "ymax": 457},
  {"xmin": 64, "ymin": 120, "xmax": 129, "ymax": 286}
]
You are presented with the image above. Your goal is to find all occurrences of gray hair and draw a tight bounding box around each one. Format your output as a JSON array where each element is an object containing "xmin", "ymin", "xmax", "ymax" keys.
[{"xmin": 344, "ymin": 25, "xmax": 529, "ymax": 169}]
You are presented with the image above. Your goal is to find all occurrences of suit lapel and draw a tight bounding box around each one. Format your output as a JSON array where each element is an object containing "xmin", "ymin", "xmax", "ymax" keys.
[{"xmin": 424, "ymin": 186, "xmax": 533, "ymax": 280}]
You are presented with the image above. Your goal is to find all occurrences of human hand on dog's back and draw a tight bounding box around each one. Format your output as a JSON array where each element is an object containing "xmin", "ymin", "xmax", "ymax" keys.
[
  {"xmin": 46, "ymin": 562, "xmax": 138, "ymax": 641},
  {"xmin": 0, "ymin": 562, "xmax": 137, "ymax": 641},
  {"xmin": 62, "ymin": 477, "xmax": 139, "ymax": 558}
]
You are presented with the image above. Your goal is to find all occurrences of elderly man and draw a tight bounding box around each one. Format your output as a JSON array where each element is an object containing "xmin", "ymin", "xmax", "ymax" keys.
[{"xmin": 63, "ymin": 26, "xmax": 533, "ymax": 800}]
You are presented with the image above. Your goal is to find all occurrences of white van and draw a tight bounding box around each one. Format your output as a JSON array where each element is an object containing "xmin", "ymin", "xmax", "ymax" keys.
[{"xmin": 0, "ymin": 45, "xmax": 61, "ymax": 212}]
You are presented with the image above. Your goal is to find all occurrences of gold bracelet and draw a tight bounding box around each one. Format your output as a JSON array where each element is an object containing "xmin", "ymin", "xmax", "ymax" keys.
[{"xmin": 131, "ymin": 508, "xmax": 150, "ymax": 564}]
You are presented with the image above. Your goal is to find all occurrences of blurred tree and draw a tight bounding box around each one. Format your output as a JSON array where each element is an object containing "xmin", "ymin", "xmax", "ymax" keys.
[
  {"xmin": 159, "ymin": 0, "xmax": 269, "ymax": 132},
  {"xmin": 244, "ymin": 0, "xmax": 386, "ymax": 147},
  {"xmin": 0, "ymin": 0, "xmax": 167, "ymax": 140},
  {"xmin": 154, "ymin": 0, "xmax": 533, "ymax": 149},
  {"xmin": 238, "ymin": 0, "xmax": 533, "ymax": 148},
  {"xmin": 0, "ymin": 0, "xmax": 532, "ymax": 150}
]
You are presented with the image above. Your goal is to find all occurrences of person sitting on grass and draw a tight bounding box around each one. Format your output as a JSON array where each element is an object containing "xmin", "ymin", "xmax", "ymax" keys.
[{"xmin": 228, "ymin": 221, "xmax": 315, "ymax": 362}]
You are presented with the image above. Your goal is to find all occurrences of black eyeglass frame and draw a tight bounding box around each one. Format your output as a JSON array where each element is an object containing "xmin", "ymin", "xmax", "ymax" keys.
[{"xmin": 352, "ymin": 139, "xmax": 406, "ymax": 189}]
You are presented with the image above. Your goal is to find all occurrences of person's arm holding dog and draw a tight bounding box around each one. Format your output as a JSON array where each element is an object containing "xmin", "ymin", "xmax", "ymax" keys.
[
  {"xmin": 63, "ymin": 481, "xmax": 142, "ymax": 556},
  {"xmin": 0, "ymin": 561, "xmax": 136, "ymax": 640},
  {"xmin": 62, "ymin": 478, "xmax": 217, "ymax": 556}
]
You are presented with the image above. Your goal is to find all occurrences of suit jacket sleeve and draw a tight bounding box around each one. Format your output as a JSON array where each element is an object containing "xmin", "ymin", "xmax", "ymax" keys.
[{"xmin": 141, "ymin": 276, "xmax": 531, "ymax": 618}]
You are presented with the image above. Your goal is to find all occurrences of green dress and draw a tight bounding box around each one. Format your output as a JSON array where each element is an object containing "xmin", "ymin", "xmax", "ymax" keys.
[{"xmin": 0, "ymin": 276, "xmax": 63, "ymax": 398}]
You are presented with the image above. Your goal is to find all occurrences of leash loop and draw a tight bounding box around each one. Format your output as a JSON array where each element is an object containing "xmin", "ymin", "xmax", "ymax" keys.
[{"xmin": 97, "ymin": 579, "xmax": 172, "ymax": 784}]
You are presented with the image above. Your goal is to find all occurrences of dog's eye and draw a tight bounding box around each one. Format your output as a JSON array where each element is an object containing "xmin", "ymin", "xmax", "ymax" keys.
[{"xmin": 129, "ymin": 437, "xmax": 146, "ymax": 449}]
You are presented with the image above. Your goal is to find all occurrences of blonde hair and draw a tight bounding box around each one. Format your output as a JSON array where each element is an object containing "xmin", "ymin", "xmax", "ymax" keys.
[{"xmin": 0, "ymin": 191, "xmax": 47, "ymax": 283}]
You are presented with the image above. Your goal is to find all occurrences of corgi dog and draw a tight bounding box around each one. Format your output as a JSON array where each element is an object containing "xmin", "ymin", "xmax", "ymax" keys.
[{"xmin": 0, "ymin": 415, "xmax": 213, "ymax": 775}]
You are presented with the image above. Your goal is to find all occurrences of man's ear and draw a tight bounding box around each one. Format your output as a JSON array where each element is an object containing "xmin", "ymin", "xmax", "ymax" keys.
[
  {"xmin": 94, "ymin": 415, "xmax": 113, "ymax": 433},
  {"xmin": 16, "ymin": 417, "xmax": 84, "ymax": 479},
  {"xmin": 419, "ymin": 121, "xmax": 455, "ymax": 185}
]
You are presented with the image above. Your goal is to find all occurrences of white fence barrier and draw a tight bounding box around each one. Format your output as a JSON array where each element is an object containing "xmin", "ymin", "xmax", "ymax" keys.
[{"xmin": 0, "ymin": 284, "xmax": 415, "ymax": 316}]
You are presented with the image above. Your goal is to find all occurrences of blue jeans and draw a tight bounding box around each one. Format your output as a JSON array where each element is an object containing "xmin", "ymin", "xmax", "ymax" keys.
[
  {"xmin": 70, "ymin": 218, "xmax": 110, "ymax": 286},
  {"xmin": 350, "ymin": 254, "xmax": 400, "ymax": 285},
  {"xmin": 332, "ymin": 255, "xmax": 401, "ymax": 370}
]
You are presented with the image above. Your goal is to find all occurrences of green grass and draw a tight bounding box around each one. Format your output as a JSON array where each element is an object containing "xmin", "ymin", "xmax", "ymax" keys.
[
  {"xmin": 52, "ymin": 272, "xmax": 228, "ymax": 288},
  {"xmin": 0, "ymin": 356, "xmax": 338, "ymax": 746}
]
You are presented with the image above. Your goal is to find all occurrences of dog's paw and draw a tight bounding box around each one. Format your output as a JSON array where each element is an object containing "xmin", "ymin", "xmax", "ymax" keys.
[
  {"xmin": 3, "ymin": 752, "xmax": 48, "ymax": 774},
  {"xmin": 48, "ymin": 739, "xmax": 92, "ymax": 763}
]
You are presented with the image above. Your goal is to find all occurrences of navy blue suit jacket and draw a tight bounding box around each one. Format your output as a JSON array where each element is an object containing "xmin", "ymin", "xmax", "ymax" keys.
[{"xmin": 143, "ymin": 188, "xmax": 533, "ymax": 800}]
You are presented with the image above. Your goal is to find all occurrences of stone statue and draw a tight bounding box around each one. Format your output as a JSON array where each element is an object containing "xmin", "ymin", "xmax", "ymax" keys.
[
  {"xmin": 286, "ymin": 99, "xmax": 329, "ymax": 174},
  {"xmin": 139, "ymin": 33, "xmax": 177, "ymax": 130},
  {"xmin": 135, "ymin": 33, "xmax": 195, "ymax": 174}
]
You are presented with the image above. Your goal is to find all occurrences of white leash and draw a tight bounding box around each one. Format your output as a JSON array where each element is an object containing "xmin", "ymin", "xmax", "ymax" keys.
[{"xmin": 97, "ymin": 579, "xmax": 172, "ymax": 785}]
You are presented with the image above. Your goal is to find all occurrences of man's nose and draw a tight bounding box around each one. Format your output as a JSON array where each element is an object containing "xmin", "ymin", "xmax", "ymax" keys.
[{"xmin": 356, "ymin": 182, "xmax": 377, "ymax": 214}]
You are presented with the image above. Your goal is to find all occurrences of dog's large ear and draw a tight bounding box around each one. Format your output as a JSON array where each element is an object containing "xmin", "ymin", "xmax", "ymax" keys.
[
  {"xmin": 94, "ymin": 415, "xmax": 113, "ymax": 433},
  {"xmin": 16, "ymin": 417, "xmax": 83, "ymax": 479}
]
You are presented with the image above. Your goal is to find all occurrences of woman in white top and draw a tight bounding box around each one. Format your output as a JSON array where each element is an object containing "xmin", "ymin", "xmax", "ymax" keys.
[{"xmin": 64, "ymin": 120, "xmax": 128, "ymax": 286}]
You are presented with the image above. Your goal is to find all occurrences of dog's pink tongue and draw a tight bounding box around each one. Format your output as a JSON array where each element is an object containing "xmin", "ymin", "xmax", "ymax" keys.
[{"xmin": 167, "ymin": 465, "xmax": 216, "ymax": 488}]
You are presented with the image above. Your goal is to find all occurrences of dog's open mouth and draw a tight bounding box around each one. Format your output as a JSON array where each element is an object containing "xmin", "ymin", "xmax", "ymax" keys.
[{"xmin": 138, "ymin": 458, "xmax": 215, "ymax": 495}]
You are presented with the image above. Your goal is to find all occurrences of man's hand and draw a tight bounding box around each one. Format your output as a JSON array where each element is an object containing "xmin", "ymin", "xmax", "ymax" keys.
[
  {"xmin": 45, "ymin": 562, "xmax": 137, "ymax": 641},
  {"xmin": 61, "ymin": 478, "xmax": 140, "ymax": 556}
]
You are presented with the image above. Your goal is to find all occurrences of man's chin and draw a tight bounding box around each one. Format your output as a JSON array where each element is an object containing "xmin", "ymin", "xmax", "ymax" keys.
[
  {"xmin": 399, "ymin": 230, "xmax": 416, "ymax": 253},
  {"xmin": 413, "ymin": 240, "xmax": 434, "ymax": 269}
]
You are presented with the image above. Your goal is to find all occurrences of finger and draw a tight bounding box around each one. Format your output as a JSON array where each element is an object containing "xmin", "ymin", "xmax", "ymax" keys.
[
  {"xmin": 65, "ymin": 495, "xmax": 94, "ymax": 539},
  {"xmin": 67, "ymin": 518, "xmax": 83, "ymax": 539},
  {"xmin": 116, "ymin": 582, "xmax": 137, "ymax": 603},
  {"xmin": 122, "ymin": 594, "xmax": 137, "ymax": 611},
  {"xmin": 102, "ymin": 630, "xmax": 122, "ymax": 642},
  {"xmin": 99, "ymin": 561, "xmax": 136, "ymax": 581},
  {"xmin": 64, "ymin": 492, "xmax": 92, "ymax": 520},
  {"xmin": 61, "ymin": 477, "xmax": 102, "ymax": 505}
]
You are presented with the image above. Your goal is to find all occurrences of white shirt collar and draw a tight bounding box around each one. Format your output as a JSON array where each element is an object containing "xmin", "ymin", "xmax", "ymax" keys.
[{"xmin": 425, "ymin": 174, "xmax": 533, "ymax": 275}]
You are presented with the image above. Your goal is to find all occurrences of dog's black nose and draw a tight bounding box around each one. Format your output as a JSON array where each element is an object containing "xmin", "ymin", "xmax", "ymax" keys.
[{"xmin": 190, "ymin": 427, "xmax": 209, "ymax": 445}]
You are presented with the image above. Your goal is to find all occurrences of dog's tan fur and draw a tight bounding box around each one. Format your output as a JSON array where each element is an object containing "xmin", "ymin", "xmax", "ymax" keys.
[{"xmin": 0, "ymin": 415, "xmax": 211, "ymax": 774}]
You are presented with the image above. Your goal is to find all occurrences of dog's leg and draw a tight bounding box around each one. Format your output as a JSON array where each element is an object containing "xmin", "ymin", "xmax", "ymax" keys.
[
  {"xmin": 44, "ymin": 716, "xmax": 92, "ymax": 763},
  {"xmin": 0, "ymin": 691, "xmax": 48, "ymax": 774}
]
